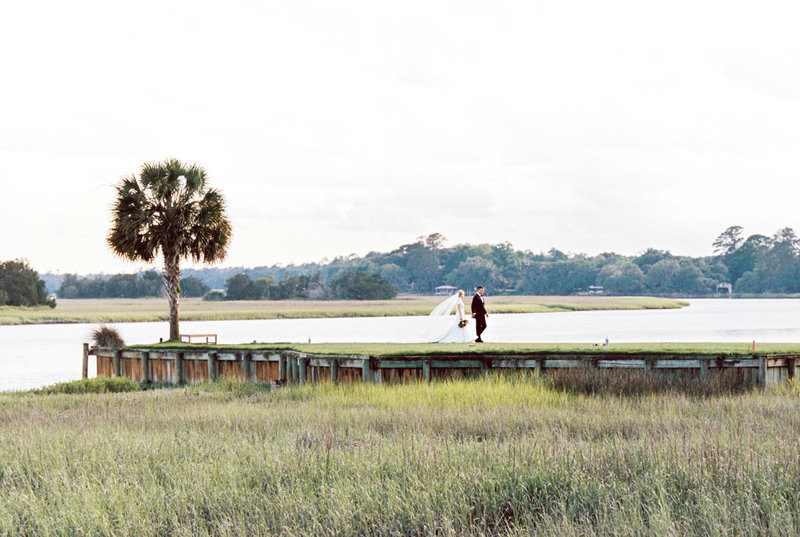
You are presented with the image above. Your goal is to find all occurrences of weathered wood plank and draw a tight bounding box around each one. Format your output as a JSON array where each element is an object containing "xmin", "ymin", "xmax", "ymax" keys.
[
  {"xmin": 175, "ymin": 352, "xmax": 185, "ymax": 384},
  {"xmin": 340, "ymin": 359, "xmax": 367, "ymax": 368},
  {"xmin": 141, "ymin": 351, "xmax": 150, "ymax": 384},
  {"xmin": 362, "ymin": 358, "xmax": 371, "ymax": 382},
  {"xmin": 242, "ymin": 353, "xmax": 251, "ymax": 380},
  {"xmin": 598, "ymin": 360, "xmax": 646, "ymax": 369},
  {"xmin": 700, "ymin": 358, "xmax": 710, "ymax": 380},
  {"xmin": 543, "ymin": 359, "xmax": 582, "ymax": 368},
  {"xmin": 379, "ymin": 360, "xmax": 424, "ymax": 368},
  {"xmin": 653, "ymin": 360, "xmax": 700, "ymax": 369},
  {"xmin": 208, "ymin": 352, "xmax": 218, "ymax": 382},
  {"xmin": 299, "ymin": 357, "xmax": 307, "ymax": 383},
  {"xmin": 431, "ymin": 360, "xmax": 483, "ymax": 369},
  {"xmin": 278, "ymin": 354, "xmax": 286, "ymax": 379},
  {"xmin": 113, "ymin": 349, "xmax": 122, "ymax": 377}
]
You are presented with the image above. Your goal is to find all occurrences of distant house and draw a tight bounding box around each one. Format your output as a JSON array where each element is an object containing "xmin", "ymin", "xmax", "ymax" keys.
[
  {"xmin": 587, "ymin": 285, "xmax": 604, "ymax": 296},
  {"xmin": 716, "ymin": 282, "xmax": 732, "ymax": 295},
  {"xmin": 434, "ymin": 285, "xmax": 457, "ymax": 296}
]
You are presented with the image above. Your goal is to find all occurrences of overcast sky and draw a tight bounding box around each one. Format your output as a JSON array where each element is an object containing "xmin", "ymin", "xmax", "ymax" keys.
[{"xmin": 2, "ymin": 1, "xmax": 799, "ymax": 274}]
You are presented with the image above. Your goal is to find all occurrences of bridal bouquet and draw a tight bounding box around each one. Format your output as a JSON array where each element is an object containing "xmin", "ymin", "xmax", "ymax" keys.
[{"xmin": 458, "ymin": 319, "xmax": 469, "ymax": 328}]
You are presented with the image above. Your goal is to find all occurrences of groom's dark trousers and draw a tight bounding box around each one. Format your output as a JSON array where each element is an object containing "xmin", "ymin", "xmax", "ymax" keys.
[{"xmin": 471, "ymin": 293, "xmax": 487, "ymax": 342}]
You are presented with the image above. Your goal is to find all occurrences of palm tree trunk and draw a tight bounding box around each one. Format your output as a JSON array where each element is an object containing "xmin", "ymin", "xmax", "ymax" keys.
[{"xmin": 163, "ymin": 253, "xmax": 181, "ymax": 341}]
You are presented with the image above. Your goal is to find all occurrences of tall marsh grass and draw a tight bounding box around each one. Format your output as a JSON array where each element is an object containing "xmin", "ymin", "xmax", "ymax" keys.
[
  {"xmin": 1, "ymin": 376, "xmax": 799, "ymax": 535},
  {"xmin": 544, "ymin": 367, "xmax": 758, "ymax": 396}
]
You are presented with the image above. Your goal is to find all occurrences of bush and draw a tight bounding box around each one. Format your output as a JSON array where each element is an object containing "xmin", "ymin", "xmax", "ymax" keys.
[
  {"xmin": 0, "ymin": 259, "xmax": 55, "ymax": 307},
  {"xmin": 203, "ymin": 290, "xmax": 226, "ymax": 301},
  {"xmin": 91, "ymin": 324, "xmax": 125, "ymax": 347},
  {"xmin": 39, "ymin": 376, "xmax": 140, "ymax": 394}
]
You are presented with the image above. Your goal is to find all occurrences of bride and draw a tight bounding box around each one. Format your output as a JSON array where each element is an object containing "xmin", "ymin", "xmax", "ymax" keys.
[{"xmin": 426, "ymin": 289, "xmax": 476, "ymax": 343}]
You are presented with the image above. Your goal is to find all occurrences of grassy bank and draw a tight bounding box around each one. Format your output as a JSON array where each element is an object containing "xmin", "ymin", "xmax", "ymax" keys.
[
  {"xmin": 142, "ymin": 340, "xmax": 800, "ymax": 356},
  {"xmin": 0, "ymin": 295, "xmax": 687, "ymax": 326},
  {"xmin": 1, "ymin": 376, "xmax": 799, "ymax": 535}
]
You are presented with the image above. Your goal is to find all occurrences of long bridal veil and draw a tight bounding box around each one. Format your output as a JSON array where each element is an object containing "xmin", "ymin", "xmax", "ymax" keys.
[{"xmin": 424, "ymin": 293, "xmax": 460, "ymax": 342}]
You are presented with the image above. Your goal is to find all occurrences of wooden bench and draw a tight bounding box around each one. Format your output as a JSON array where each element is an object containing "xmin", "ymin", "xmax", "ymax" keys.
[{"xmin": 180, "ymin": 334, "xmax": 218, "ymax": 344}]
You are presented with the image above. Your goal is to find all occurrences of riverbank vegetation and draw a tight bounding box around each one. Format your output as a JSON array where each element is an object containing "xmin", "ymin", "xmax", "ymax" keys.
[
  {"xmin": 1, "ymin": 376, "xmax": 799, "ymax": 535},
  {"xmin": 0, "ymin": 295, "xmax": 685, "ymax": 326}
]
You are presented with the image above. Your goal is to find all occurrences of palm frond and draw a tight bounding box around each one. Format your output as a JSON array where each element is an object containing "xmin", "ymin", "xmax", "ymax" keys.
[{"xmin": 108, "ymin": 160, "xmax": 232, "ymax": 265}]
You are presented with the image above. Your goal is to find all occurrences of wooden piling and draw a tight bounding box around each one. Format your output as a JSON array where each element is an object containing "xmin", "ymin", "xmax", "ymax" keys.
[
  {"xmin": 175, "ymin": 352, "xmax": 184, "ymax": 384},
  {"xmin": 242, "ymin": 352, "xmax": 252, "ymax": 380},
  {"xmin": 362, "ymin": 358, "xmax": 371, "ymax": 382},
  {"xmin": 331, "ymin": 358, "xmax": 339, "ymax": 383},
  {"xmin": 208, "ymin": 352, "xmax": 218, "ymax": 382},
  {"xmin": 299, "ymin": 357, "xmax": 307, "ymax": 383},
  {"xmin": 699, "ymin": 358, "xmax": 710, "ymax": 380},
  {"xmin": 758, "ymin": 356, "xmax": 766, "ymax": 386},
  {"xmin": 278, "ymin": 354, "xmax": 286, "ymax": 380},
  {"xmin": 141, "ymin": 351, "xmax": 150, "ymax": 384},
  {"xmin": 423, "ymin": 359, "xmax": 431, "ymax": 382},
  {"xmin": 113, "ymin": 349, "xmax": 122, "ymax": 377},
  {"xmin": 533, "ymin": 358, "xmax": 543, "ymax": 376},
  {"xmin": 82, "ymin": 343, "xmax": 89, "ymax": 379}
]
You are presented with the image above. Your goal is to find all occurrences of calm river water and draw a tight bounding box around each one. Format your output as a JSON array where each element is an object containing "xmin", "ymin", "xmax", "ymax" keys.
[{"xmin": 2, "ymin": 298, "xmax": 799, "ymax": 391}]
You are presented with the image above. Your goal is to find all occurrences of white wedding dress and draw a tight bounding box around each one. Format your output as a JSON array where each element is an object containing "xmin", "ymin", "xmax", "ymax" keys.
[{"xmin": 426, "ymin": 294, "xmax": 476, "ymax": 343}]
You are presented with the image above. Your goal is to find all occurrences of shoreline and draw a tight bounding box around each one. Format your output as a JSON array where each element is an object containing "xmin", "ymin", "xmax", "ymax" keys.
[{"xmin": 0, "ymin": 296, "xmax": 688, "ymax": 326}]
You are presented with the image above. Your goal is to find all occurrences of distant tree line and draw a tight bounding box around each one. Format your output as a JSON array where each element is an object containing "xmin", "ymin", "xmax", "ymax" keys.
[
  {"xmin": 0, "ymin": 260, "xmax": 55, "ymax": 307},
  {"xmin": 57, "ymin": 272, "xmax": 209, "ymax": 299},
  {"xmin": 192, "ymin": 231, "xmax": 726, "ymax": 298},
  {"xmin": 211, "ymin": 271, "xmax": 397, "ymax": 301},
  {"xmin": 40, "ymin": 226, "xmax": 800, "ymax": 300},
  {"xmin": 185, "ymin": 229, "xmax": 793, "ymax": 297}
]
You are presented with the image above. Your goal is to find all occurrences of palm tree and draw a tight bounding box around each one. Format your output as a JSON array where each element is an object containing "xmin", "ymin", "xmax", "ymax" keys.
[{"xmin": 108, "ymin": 159, "xmax": 232, "ymax": 341}]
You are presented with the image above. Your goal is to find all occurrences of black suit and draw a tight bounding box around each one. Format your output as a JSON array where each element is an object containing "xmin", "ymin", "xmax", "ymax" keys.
[{"xmin": 471, "ymin": 293, "xmax": 487, "ymax": 341}]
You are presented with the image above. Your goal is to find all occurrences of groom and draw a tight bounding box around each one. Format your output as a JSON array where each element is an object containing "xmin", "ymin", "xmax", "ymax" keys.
[{"xmin": 471, "ymin": 285, "xmax": 488, "ymax": 343}]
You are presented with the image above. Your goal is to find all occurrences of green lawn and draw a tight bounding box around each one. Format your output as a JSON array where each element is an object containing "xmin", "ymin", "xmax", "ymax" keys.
[
  {"xmin": 0, "ymin": 295, "xmax": 687, "ymax": 325},
  {"xmin": 1, "ymin": 377, "xmax": 799, "ymax": 535}
]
